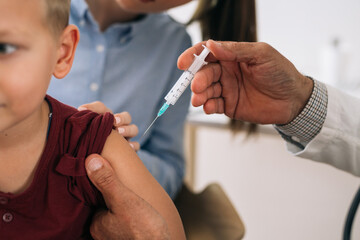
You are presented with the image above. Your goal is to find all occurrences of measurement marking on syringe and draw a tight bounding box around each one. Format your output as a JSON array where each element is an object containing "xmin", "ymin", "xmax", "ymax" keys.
[{"xmin": 142, "ymin": 45, "xmax": 210, "ymax": 138}]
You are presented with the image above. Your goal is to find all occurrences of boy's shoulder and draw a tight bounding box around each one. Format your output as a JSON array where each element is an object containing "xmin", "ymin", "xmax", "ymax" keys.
[
  {"xmin": 42, "ymin": 96, "xmax": 114, "ymax": 207},
  {"xmin": 46, "ymin": 95, "xmax": 114, "ymax": 158},
  {"xmin": 47, "ymin": 95, "xmax": 113, "ymax": 124}
]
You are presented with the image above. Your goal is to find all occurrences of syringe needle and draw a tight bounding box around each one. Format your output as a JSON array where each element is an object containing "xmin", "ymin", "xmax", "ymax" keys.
[
  {"xmin": 142, "ymin": 116, "xmax": 159, "ymax": 137},
  {"xmin": 141, "ymin": 46, "xmax": 210, "ymax": 140}
]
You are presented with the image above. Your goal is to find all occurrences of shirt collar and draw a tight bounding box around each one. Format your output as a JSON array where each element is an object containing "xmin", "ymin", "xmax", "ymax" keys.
[
  {"xmin": 98, "ymin": 14, "xmax": 159, "ymax": 39},
  {"xmin": 71, "ymin": 0, "xmax": 161, "ymax": 38},
  {"xmin": 71, "ymin": 0, "xmax": 89, "ymax": 20},
  {"xmin": 127, "ymin": 14, "xmax": 158, "ymax": 37},
  {"xmin": 103, "ymin": 15, "xmax": 154, "ymax": 45}
]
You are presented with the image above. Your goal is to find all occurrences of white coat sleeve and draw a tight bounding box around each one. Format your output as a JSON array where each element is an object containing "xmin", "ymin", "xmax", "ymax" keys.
[{"xmin": 290, "ymin": 85, "xmax": 360, "ymax": 176}]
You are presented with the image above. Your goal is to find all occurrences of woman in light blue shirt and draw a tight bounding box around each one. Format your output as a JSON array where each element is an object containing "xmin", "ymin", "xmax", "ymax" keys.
[{"xmin": 48, "ymin": 0, "xmax": 192, "ymax": 198}]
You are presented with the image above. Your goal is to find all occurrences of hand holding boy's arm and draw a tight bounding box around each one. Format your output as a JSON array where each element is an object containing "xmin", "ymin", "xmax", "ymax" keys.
[
  {"xmin": 98, "ymin": 131, "xmax": 186, "ymax": 239},
  {"xmin": 79, "ymin": 101, "xmax": 140, "ymax": 151},
  {"xmin": 85, "ymin": 154, "xmax": 171, "ymax": 240}
]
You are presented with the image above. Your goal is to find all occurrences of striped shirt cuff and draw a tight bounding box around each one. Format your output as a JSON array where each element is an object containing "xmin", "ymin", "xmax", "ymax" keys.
[{"xmin": 274, "ymin": 79, "xmax": 328, "ymax": 149}]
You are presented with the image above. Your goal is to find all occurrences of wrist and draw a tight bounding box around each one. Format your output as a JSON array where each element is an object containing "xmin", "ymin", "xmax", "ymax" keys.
[
  {"xmin": 275, "ymin": 79, "xmax": 328, "ymax": 146},
  {"xmin": 290, "ymin": 75, "xmax": 314, "ymax": 123}
]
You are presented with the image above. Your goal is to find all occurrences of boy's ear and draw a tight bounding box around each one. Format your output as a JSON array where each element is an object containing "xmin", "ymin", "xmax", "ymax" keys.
[{"xmin": 53, "ymin": 25, "xmax": 80, "ymax": 79}]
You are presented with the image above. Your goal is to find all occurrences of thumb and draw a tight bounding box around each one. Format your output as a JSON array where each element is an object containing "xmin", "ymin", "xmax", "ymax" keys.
[
  {"xmin": 85, "ymin": 154, "xmax": 122, "ymax": 210},
  {"xmin": 206, "ymin": 39, "xmax": 259, "ymax": 63}
]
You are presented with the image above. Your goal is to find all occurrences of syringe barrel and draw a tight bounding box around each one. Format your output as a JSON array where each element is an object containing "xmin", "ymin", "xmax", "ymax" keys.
[
  {"xmin": 164, "ymin": 45, "xmax": 210, "ymax": 106},
  {"xmin": 165, "ymin": 70, "xmax": 193, "ymax": 105}
]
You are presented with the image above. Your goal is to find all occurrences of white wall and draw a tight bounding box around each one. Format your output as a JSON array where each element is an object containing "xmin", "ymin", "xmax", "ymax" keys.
[
  {"xmin": 257, "ymin": 0, "xmax": 360, "ymax": 95},
  {"xmin": 169, "ymin": 1, "xmax": 360, "ymax": 240},
  {"xmin": 169, "ymin": 0, "xmax": 360, "ymax": 95},
  {"xmin": 191, "ymin": 126, "xmax": 360, "ymax": 240}
]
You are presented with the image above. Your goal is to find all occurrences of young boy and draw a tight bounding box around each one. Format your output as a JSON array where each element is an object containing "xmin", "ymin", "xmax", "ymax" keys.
[
  {"xmin": 47, "ymin": 0, "xmax": 193, "ymax": 199},
  {"xmin": 0, "ymin": 0, "xmax": 185, "ymax": 239}
]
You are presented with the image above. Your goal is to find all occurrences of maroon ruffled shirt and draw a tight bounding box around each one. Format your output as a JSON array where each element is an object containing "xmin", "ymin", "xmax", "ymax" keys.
[{"xmin": 0, "ymin": 96, "xmax": 114, "ymax": 239}]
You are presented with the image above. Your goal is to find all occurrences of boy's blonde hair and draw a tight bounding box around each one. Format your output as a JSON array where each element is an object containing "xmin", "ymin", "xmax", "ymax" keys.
[{"xmin": 44, "ymin": 0, "xmax": 71, "ymax": 36}]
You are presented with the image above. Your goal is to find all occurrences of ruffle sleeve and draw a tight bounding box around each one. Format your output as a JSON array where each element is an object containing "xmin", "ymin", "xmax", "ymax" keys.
[{"xmin": 55, "ymin": 110, "xmax": 114, "ymax": 206}]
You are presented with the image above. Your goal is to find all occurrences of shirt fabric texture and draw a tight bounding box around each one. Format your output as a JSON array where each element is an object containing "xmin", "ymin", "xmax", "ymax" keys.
[
  {"xmin": 47, "ymin": 0, "xmax": 192, "ymax": 198},
  {"xmin": 275, "ymin": 80, "xmax": 360, "ymax": 176},
  {"xmin": 275, "ymin": 79, "xmax": 328, "ymax": 149},
  {"xmin": 0, "ymin": 95, "xmax": 114, "ymax": 239}
]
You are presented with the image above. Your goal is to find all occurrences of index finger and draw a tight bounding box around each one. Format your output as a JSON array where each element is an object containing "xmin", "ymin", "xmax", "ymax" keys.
[
  {"xmin": 178, "ymin": 40, "xmax": 260, "ymax": 71},
  {"xmin": 114, "ymin": 111, "xmax": 132, "ymax": 127},
  {"xmin": 177, "ymin": 41, "xmax": 218, "ymax": 70},
  {"xmin": 205, "ymin": 40, "xmax": 265, "ymax": 64}
]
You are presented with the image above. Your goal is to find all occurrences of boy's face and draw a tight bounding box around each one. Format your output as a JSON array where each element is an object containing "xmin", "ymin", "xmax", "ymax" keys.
[{"xmin": 0, "ymin": 0, "xmax": 59, "ymax": 132}]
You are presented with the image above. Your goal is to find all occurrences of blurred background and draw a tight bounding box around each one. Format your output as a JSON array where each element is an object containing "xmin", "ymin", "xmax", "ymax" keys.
[{"xmin": 168, "ymin": 1, "xmax": 360, "ymax": 239}]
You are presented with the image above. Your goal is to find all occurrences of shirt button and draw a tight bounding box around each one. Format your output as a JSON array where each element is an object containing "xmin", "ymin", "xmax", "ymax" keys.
[
  {"xmin": 96, "ymin": 44, "xmax": 105, "ymax": 53},
  {"xmin": 0, "ymin": 197, "xmax": 8, "ymax": 204},
  {"xmin": 3, "ymin": 212, "xmax": 13, "ymax": 223},
  {"xmin": 119, "ymin": 37, "xmax": 127, "ymax": 44},
  {"xmin": 90, "ymin": 83, "xmax": 99, "ymax": 92},
  {"xmin": 79, "ymin": 20, "xmax": 86, "ymax": 27}
]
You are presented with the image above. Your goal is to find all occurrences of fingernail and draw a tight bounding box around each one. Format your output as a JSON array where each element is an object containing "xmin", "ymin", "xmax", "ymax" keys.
[
  {"xmin": 78, "ymin": 106, "xmax": 87, "ymax": 111},
  {"xmin": 118, "ymin": 128, "xmax": 125, "ymax": 134},
  {"xmin": 88, "ymin": 158, "xmax": 103, "ymax": 172},
  {"xmin": 115, "ymin": 117, "xmax": 121, "ymax": 124},
  {"xmin": 130, "ymin": 143, "xmax": 134, "ymax": 149}
]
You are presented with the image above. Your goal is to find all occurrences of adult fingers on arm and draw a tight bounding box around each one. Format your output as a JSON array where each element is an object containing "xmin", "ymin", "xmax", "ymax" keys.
[
  {"xmin": 85, "ymin": 154, "xmax": 170, "ymax": 239},
  {"xmin": 78, "ymin": 101, "xmax": 113, "ymax": 114},
  {"xmin": 113, "ymin": 112, "xmax": 132, "ymax": 127},
  {"xmin": 85, "ymin": 154, "xmax": 124, "ymax": 239},
  {"xmin": 129, "ymin": 141, "xmax": 140, "ymax": 152},
  {"xmin": 90, "ymin": 210, "xmax": 118, "ymax": 240},
  {"xmin": 117, "ymin": 124, "xmax": 139, "ymax": 139},
  {"xmin": 85, "ymin": 155, "xmax": 127, "ymax": 240},
  {"xmin": 85, "ymin": 154, "xmax": 123, "ymax": 209},
  {"xmin": 102, "ymin": 132, "xmax": 185, "ymax": 239},
  {"xmin": 114, "ymin": 112, "xmax": 139, "ymax": 140}
]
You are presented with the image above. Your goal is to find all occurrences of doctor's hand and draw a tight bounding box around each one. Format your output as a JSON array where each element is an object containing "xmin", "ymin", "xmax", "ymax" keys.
[
  {"xmin": 78, "ymin": 101, "xmax": 140, "ymax": 151},
  {"xmin": 178, "ymin": 40, "xmax": 314, "ymax": 125},
  {"xmin": 85, "ymin": 154, "xmax": 170, "ymax": 240}
]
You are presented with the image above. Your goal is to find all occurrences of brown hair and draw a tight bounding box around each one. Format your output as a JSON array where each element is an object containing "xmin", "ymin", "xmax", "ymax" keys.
[
  {"xmin": 189, "ymin": 0, "xmax": 257, "ymax": 42},
  {"xmin": 189, "ymin": 0, "xmax": 258, "ymax": 134},
  {"xmin": 44, "ymin": 0, "xmax": 71, "ymax": 36}
]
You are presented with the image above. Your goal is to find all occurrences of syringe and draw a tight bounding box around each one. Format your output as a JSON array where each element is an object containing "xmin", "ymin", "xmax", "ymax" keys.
[{"xmin": 143, "ymin": 45, "xmax": 211, "ymax": 137}]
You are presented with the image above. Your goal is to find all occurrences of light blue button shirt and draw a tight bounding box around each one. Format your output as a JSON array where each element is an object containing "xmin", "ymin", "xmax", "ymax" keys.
[{"xmin": 47, "ymin": 0, "xmax": 192, "ymax": 198}]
